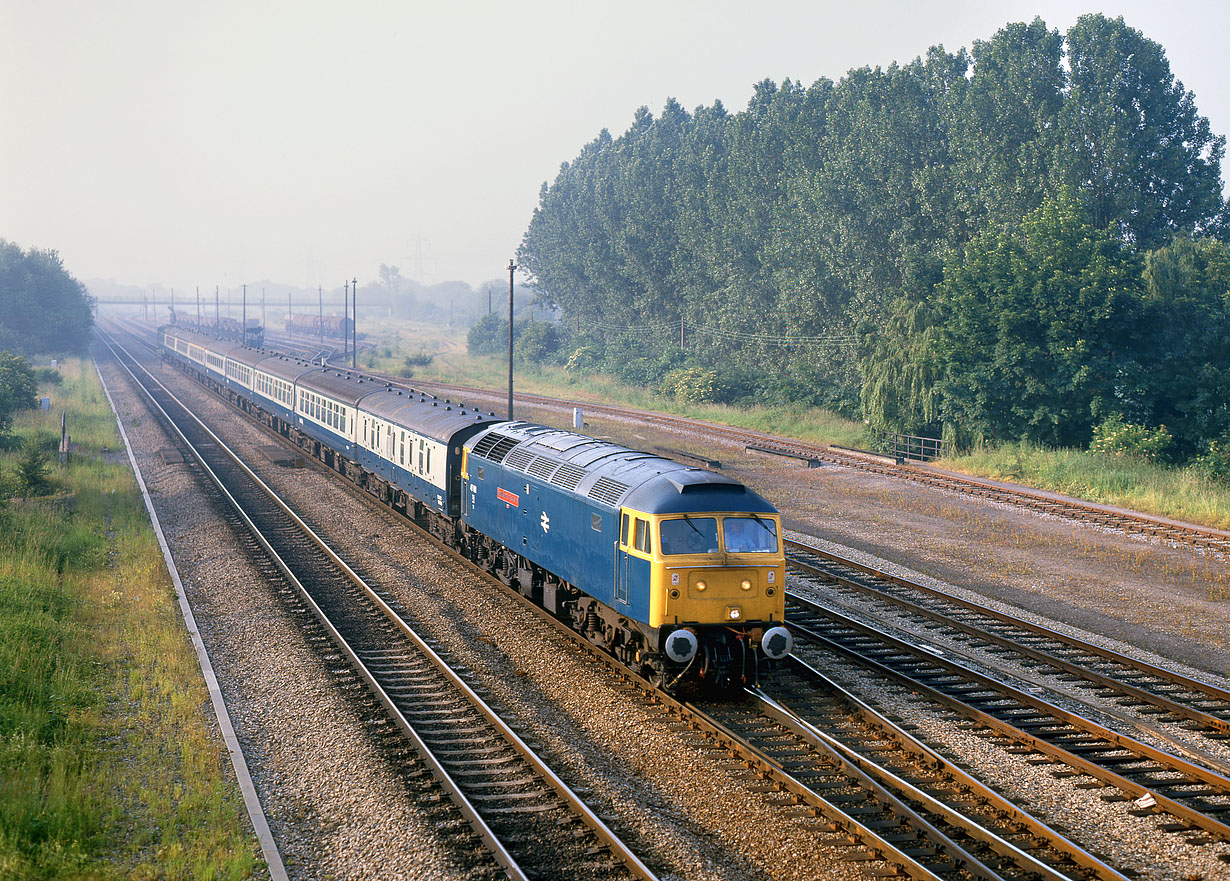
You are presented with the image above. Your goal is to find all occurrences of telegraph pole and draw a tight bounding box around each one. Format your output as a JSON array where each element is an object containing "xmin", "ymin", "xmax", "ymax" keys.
[
  {"xmin": 507, "ymin": 259, "xmax": 516, "ymax": 420},
  {"xmin": 196, "ymin": 286, "xmax": 201, "ymax": 324},
  {"xmin": 343, "ymin": 281, "xmax": 350, "ymax": 361},
  {"xmin": 242, "ymin": 284, "xmax": 247, "ymax": 344},
  {"xmin": 352, "ymin": 277, "xmax": 357, "ymax": 369}
]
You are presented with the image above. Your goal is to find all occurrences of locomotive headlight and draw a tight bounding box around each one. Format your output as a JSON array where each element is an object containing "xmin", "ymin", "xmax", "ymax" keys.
[
  {"xmin": 695, "ymin": 580, "xmax": 707, "ymax": 592},
  {"xmin": 727, "ymin": 606, "xmax": 741, "ymax": 620},
  {"xmin": 740, "ymin": 579, "xmax": 752, "ymax": 591}
]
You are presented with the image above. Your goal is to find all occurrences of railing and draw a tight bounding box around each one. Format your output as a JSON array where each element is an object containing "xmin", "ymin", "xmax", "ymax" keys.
[{"xmin": 880, "ymin": 431, "xmax": 947, "ymax": 462}]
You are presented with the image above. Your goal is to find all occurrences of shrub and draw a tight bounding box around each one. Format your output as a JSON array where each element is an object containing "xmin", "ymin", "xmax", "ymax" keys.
[
  {"xmin": 14, "ymin": 438, "xmax": 52, "ymax": 497},
  {"xmin": 1190, "ymin": 438, "xmax": 1230, "ymax": 484},
  {"xmin": 1089, "ymin": 414, "xmax": 1173, "ymax": 463},
  {"xmin": 662, "ymin": 367, "xmax": 732, "ymax": 404}
]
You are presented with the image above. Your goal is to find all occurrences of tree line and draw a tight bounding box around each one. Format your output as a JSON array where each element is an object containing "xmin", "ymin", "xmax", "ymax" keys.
[
  {"xmin": 0, "ymin": 240, "xmax": 95, "ymax": 356},
  {"xmin": 514, "ymin": 15, "xmax": 1230, "ymax": 471}
]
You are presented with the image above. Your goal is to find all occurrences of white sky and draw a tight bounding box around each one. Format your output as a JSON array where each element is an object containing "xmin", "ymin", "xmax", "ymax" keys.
[{"xmin": 3, "ymin": 0, "xmax": 1227, "ymax": 291}]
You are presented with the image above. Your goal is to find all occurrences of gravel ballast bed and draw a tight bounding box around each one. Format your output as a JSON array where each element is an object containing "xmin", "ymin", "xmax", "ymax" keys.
[{"xmin": 112, "ymin": 342, "xmax": 1230, "ymax": 880}]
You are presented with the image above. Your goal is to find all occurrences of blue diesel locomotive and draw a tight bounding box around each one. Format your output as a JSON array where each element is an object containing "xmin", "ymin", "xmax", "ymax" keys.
[{"xmin": 160, "ymin": 325, "xmax": 792, "ymax": 688}]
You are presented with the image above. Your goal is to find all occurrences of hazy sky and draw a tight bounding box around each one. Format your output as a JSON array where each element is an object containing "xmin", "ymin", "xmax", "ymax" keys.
[{"xmin": 3, "ymin": 1, "xmax": 1228, "ymax": 291}]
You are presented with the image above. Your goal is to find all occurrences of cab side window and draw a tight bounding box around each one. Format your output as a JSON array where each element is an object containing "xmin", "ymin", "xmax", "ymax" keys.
[
  {"xmin": 620, "ymin": 513, "xmax": 630, "ymax": 547},
  {"xmin": 634, "ymin": 518, "xmax": 651, "ymax": 554}
]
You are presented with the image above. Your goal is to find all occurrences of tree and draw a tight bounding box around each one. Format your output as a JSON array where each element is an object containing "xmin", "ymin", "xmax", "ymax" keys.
[
  {"xmin": 0, "ymin": 241, "xmax": 95, "ymax": 355},
  {"xmin": 1134, "ymin": 236, "xmax": 1230, "ymax": 459},
  {"xmin": 934, "ymin": 191, "xmax": 1144, "ymax": 447},
  {"xmin": 952, "ymin": 18, "xmax": 1065, "ymax": 230},
  {"xmin": 1056, "ymin": 14, "xmax": 1228, "ymax": 247},
  {"xmin": 0, "ymin": 351, "xmax": 37, "ymax": 436},
  {"xmin": 14, "ymin": 439, "xmax": 51, "ymax": 497}
]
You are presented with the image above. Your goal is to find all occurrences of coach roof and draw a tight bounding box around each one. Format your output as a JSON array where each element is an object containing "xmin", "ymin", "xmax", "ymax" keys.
[{"xmin": 360, "ymin": 384, "xmax": 501, "ymax": 443}]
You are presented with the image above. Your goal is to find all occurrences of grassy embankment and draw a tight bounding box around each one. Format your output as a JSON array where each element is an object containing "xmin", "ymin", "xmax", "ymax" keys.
[
  {"xmin": 358, "ymin": 320, "xmax": 1230, "ymax": 531},
  {"xmin": 0, "ymin": 359, "xmax": 258, "ymax": 880}
]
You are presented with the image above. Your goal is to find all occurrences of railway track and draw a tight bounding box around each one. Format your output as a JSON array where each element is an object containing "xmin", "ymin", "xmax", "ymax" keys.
[
  {"xmin": 98, "ymin": 330, "xmax": 658, "ymax": 881},
  {"xmin": 784, "ymin": 591, "xmax": 1230, "ymax": 844},
  {"xmin": 785, "ymin": 539, "xmax": 1230, "ymax": 749},
  {"xmin": 105, "ymin": 321, "xmax": 1227, "ymax": 878}
]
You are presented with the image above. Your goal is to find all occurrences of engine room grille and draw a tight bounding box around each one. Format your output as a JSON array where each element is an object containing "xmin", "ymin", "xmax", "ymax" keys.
[
  {"xmin": 550, "ymin": 463, "xmax": 587, "ymax": 491},
  {"xmin": 588, "ymin": 476, "xmax": 631, "ymax": 507},
  {"xmin": 527, "ymin": 457, "xmax": 560, "ymax": 481},
  {"xmin": 472, "ymin": 432, "xmax": 520, "ymax": 463},
  {"xmin": 505, "ymin": 448, "xmax": 536, "ymax": 472}
]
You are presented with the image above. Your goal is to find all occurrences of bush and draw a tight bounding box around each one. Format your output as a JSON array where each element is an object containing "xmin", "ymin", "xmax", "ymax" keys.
[
  {"xmin": 13, "ymin": 438, "xmax": 52, "ymax": 497},
  {"xmin": 1089, "ymin": 414, "xmax": 1173, "ymax": 463},
  {"xmin": 1190, "ymin": 438, "xmax": 1230, "ymax": 484},
  {"xmin": 662, "ymin": 367, "xmax": 735, "ymax": 405},
  {"xmin": 516, "ymin": 321, "xmax": 562, "ymax": 364},
  {"xmin": 467, "ymin": 313, "xmax": 508, "ymax": 357}
]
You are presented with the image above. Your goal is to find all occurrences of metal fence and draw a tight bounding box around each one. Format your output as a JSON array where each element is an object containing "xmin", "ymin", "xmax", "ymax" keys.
[{"xmin": 880, "ymin": 431, "xmax": 947, "ymax": 462}]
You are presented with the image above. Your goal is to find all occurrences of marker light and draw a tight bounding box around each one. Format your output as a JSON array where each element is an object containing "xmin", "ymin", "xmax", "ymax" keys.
[
  {"xmin": 695, "ymin": 580, "xmax": 707, "ymax": 592},
  {"xmin": 728, "ymin": 607, "xmax": 741, "ymax": 620},
  {"xmin": 741, "ymin": 579, "xmax": 752, "ymax": 591}
]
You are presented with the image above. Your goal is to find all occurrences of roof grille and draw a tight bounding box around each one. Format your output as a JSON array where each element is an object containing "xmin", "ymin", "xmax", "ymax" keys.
[
  {"xmin": 472, "ymin": 432, "xmax": 519, "ymax": 463},
  {"xmin": 550, "ymin": 463, "xmax": 587, "ymax": 491},
  {"xmin": 527, "ymin": 458, "xmax": 559, "ymax": 481},
  {"xmin": 588, "ymin": 476, "xmax": 630, "ymax": 507},
  {"xmin": 505, "ymin": 448, "xmax": 536, "ymax": 472}
]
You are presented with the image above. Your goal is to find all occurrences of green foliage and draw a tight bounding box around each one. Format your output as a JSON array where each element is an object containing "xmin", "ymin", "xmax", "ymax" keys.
[
  {"xmin": 1056, "ymin": 15, "xmax": 1227, "ymax": 246},
  {"xmin": 0, "ymin": 351, "xmax": 38, "ymax": 439},
  {"xmin": 0, "ymin": 241, "xmax": 95, "ymax": 355},
  {"xmin": 14, "ymin": 437, "xmax": 53, "ymax": 497},
  {"xmin": 662, "ymin": 367, "xmax": 729, "ymax": 404},
  {"xmin": 1090, "ymin": 414, "xmax": 1173, "ymax": 463},
  {"xmin": 1190, "ymin": 438, "xmax": 1230, "ymax": 484},
  {"xmin": 516, "ymin": 321, "xmax": 562, "ymax": 364},
  {"xmin": 467, "ymin": 315, "xmax": 563, "ymax": 366},
  {"xmin": 1133, "ymin": 236, "xmax": 1230, "ymax": 460},
  {"xmin": 933, "ymin": 190, "xmax": 1144, "ymax": 448},
  {"xmin": 517, "ymin": 14, "xmax": 1227, "ymax": 438},
  {"xmin": 467, "ymin": 313, "xmax": 508, "ymax": 357},
  {"xmin": 0, "ymin": 359, "xmax": 259, "ymax": 879}
]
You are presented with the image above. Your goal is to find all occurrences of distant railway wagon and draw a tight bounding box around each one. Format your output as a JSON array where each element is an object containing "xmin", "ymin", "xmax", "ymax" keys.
[
  {"xmin": 159, "ymin": 325, "xmax": 791, "ymax": 688},
  {"xmin": 285, "ymin": 312, "xmax": 353, "ymax": 340},
  {"xmin": 168, "ymin": 308, "xmax": 264, "ymax": 347}
]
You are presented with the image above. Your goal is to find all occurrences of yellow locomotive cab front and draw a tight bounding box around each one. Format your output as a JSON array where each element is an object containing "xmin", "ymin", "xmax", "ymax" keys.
[{"xmin": 648, "ymin": 513, "xmax": 786, "ymax": 629}]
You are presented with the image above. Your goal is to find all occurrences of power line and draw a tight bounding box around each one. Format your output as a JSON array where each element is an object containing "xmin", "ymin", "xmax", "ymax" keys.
[{"xmin": 581, "ymin": 316, "xmax": 859, "ymax": 348}]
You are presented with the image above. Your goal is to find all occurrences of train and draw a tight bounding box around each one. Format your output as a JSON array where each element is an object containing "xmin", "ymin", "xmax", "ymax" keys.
[
  {"xmin": 159, "ymin": 325, "xmax": 793, "ymax": 689},
  {"xmin": 285, "ymin": 312, "xmax": 353, "ymax": 340},
  {"xmin": 168, "ymin": 308, "xmax": 264, "ymax": 347}
]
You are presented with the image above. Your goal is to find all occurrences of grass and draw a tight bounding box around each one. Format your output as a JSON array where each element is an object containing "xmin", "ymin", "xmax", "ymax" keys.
[
  {"xmin": 0, "ymin": 359, "xmax": 259, "ymax": 880},
  {"xmin": 940, "ymin": 442, "xmax": 1230, "ymax": 532},
  {"xmin": 357, "ymin": 320, "xmax": 1230, "ymax": 531}
]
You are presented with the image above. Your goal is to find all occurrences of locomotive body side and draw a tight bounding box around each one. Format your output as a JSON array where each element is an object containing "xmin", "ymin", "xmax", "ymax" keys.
[{"xmin": 461, "ymin": 422, "xmax": 791, "ymax": 685}]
